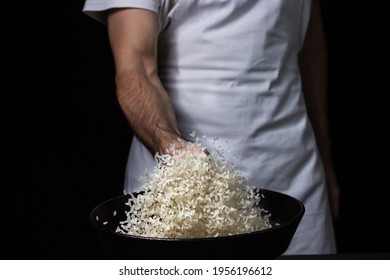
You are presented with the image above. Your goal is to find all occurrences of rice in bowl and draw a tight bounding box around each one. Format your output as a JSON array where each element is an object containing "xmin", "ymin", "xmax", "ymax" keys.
[{"xmin": 116, "ymin": 141, "xmax": 273, "ymax": 238}]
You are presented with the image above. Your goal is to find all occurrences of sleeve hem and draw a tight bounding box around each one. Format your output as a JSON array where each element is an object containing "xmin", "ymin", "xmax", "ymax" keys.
[{"xmin": 82, "ymin": 0, "xmax": 159, "ymax": 25}]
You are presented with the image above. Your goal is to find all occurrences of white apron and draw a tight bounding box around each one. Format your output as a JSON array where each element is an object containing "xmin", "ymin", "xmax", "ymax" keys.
[{"xmin": 83, "ymin": 0, "xmax": 336, "ymax": 255}]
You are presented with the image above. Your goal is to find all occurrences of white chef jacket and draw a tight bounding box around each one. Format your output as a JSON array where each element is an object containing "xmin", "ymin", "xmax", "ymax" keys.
[{"xmin": 83, "ymin": 0, "xmax": 337, "ymax": 255}]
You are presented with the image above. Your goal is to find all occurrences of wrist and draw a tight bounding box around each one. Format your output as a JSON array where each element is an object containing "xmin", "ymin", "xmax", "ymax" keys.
[{"xmin": 152, "ymin": 128, "xmax": 184, "ymax": 155}]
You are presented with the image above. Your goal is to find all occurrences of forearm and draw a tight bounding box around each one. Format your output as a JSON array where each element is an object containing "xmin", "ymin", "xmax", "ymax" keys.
[
  {"xmin": 299, "ymin": 0, "xmax": 331, "ymax": 164},
  {"xmin": 299, "ymin": 0, "xmax": 339, "ymax": 218},
  {"xmin": 107, "ymin": 8, "xmax": 182, "ymax": 155},
  {"xmin": 115, "ymin": 67, "xmax": 182, "ymax": 155}
]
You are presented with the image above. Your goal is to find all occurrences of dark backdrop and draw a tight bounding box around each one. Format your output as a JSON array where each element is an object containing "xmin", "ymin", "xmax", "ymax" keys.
[{"xmin": 3, "ymin": 1, "xmax": 388, "ymax": 259}]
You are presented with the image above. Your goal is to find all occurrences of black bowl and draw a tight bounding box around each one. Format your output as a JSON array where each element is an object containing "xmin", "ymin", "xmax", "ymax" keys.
[{"xmin": 90, "ymin": 189, "xmax": 304, "ymax": 259}]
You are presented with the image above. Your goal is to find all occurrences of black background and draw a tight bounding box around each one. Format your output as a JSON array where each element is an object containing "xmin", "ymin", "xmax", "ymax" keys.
[{"xmin": 3, "ymin": 1, "xmax": 388, "ymax": 259}]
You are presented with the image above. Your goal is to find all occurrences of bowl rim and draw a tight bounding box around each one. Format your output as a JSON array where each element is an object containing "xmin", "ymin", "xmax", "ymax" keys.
[{"xmin": 90, "ymin": 189, "xmax": 305, "ymax": 241}]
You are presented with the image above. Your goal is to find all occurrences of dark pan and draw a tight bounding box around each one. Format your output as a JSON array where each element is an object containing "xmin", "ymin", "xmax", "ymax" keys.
[{"xmin": 90, "ymin": 189, "xmax": 304, "ymax": 259}]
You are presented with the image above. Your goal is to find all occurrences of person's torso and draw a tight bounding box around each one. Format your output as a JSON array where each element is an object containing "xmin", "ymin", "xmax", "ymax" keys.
[{"xmin": 152, "ymin": 0, "xmax": 314, "ymax": 186}]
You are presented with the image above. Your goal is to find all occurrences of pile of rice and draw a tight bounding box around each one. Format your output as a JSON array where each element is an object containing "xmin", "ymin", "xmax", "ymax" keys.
[{"xmin": 116, "ymin": 139, "xmax": 272, "ymax": 238}]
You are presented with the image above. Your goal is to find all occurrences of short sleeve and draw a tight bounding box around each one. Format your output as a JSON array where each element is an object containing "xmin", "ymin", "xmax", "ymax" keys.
[
  {"xmin": 83, "ymin": 0, "xmax": 160, "ymax": 24},
  {"xmin": 298, "ymin": 0, "xmax": 312, "ymax": 50}
]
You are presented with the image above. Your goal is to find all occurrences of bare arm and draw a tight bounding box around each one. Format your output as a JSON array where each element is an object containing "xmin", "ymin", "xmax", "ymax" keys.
[
  {"xmin": 299, "ymin": 0, "xmax": 340, "ymax": 218},
  {"xmin": 107, "ymin": 8, "xmax": 182, "ymax": 155}
]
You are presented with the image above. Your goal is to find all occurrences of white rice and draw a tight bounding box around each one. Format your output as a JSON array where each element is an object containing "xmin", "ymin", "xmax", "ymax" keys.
[{"xmin": 116, "ymin": 140, "xmax": 272, "ymax": 238}]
